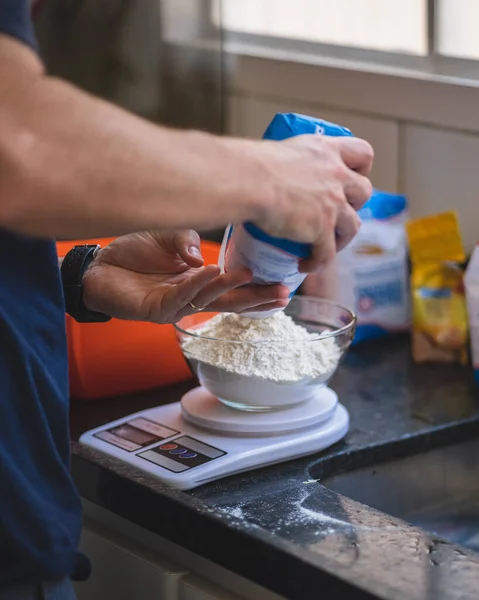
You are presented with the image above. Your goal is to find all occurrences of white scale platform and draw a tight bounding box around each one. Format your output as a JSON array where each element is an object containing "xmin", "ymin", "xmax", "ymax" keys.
[{"xmin": 79, "ymin": 386, "xmax": 349, "ymax": 490}]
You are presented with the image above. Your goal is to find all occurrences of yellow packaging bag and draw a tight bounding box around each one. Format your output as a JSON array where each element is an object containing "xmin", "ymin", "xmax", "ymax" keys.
[{"xmin": 406, "ymin": 212, "xmax": 468, "ymax": 364}]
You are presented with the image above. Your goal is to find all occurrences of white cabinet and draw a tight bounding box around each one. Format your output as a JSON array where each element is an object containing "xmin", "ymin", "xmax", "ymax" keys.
[
  {"xmin": 77, "ymin": 502, "xmax": 286, "ymax": 600},
  {"xmin": 74, "ymin": 521, "xmax": 188, "ymax": 600}
]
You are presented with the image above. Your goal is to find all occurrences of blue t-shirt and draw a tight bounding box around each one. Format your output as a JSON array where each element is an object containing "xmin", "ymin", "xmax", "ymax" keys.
[{"xmin": 0, "ymin": 0, "xmax": 84, "ymax": 585}]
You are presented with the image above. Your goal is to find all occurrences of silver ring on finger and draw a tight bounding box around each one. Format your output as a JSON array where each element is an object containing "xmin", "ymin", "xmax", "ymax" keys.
[{"xmin": 188, "ymin": 300, "xmax": 206, "ymax": 312}]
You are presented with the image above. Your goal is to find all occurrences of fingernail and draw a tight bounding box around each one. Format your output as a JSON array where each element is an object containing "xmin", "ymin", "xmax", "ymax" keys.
[{"xmin": 188, "ymin": 246, "xmax": 202, "ymax": 259}]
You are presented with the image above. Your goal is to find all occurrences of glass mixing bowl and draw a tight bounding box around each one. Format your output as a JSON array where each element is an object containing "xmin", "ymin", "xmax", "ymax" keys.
[{"xmin": 174, "ymin": 296, "xmax": 356, "ymax": 412}]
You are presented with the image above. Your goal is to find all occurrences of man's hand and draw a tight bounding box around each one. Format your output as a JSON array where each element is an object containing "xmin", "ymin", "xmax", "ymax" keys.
[
  {"xmin": 253, "ymin": 134, "xmax": 374, "ymax": 272},
  {"xmin": 82, "ymin": 231, "xmax": 289, "ymax": 324}
]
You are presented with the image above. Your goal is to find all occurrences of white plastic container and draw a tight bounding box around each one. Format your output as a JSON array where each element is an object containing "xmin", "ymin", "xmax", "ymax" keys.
[
  {"xmin": 218, "ymin": 112, "xmax": 353, "ymax": 318},
  {"xmin": 304, "ymin": 190, "xmax": 410, "ymax": 343},
  {"xmin": 219, "ymin": 223, "xmax": 310, "ymax": 318}
]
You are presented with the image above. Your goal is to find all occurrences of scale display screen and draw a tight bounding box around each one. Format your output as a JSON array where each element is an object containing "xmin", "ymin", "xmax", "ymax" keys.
[
  {"xmin": 94, "ymin": 417, "xmax": 178, "ymax": 452},
  {"xmin": 138, "ymin": 436, "xmax": 226, "ymax": 473}
]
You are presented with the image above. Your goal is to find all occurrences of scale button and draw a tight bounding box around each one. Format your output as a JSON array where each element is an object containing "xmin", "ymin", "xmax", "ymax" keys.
[
  {"xmin": 179, "ymin": 451, "xmax": 197, "ymax": 459},
  {"xmin": 160, "ymin": 443, "xmax": 178, "ymax": 451},
  {"xmin": 169, "ymin": 448, "xmax": 188, "ymax": 455}
]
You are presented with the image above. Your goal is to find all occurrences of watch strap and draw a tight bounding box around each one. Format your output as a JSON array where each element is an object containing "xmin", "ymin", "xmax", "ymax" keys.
[{"xmin": 61, "ymin": 245, "xmax": 111, "ymax": 323}]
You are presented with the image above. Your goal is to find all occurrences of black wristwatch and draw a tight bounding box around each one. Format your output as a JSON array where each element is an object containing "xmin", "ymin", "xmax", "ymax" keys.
[{"xmin": 60, "ymin": 244, "xmax": 111, "ymax": 323}]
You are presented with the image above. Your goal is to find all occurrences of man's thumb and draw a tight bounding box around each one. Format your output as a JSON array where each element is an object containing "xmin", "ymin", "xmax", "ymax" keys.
[{"xmin": 175, "ymin": 230, "xmax": 204, "ymax": 267}]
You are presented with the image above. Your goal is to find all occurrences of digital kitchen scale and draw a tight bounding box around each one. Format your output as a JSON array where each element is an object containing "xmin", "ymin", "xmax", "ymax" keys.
[{"xmin": 79, "ymin": 386, "xmax": 349, "ymax": 490}]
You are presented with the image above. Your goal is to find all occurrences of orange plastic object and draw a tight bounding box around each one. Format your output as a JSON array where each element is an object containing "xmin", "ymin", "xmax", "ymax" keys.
[{"xmin": 57, "ymin": 237, "xmax": 220, "ymax": 399}]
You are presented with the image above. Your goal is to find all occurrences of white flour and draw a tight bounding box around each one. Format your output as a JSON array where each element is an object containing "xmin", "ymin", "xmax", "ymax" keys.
[{"xmin": 181, "ymin": 311, "xmax": 341, "ymax": 384}]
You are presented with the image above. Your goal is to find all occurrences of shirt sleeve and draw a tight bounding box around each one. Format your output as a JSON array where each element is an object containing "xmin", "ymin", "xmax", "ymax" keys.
[{"xmin": 0, "ymin": 0, "xmax": 36, "ymax": 50}]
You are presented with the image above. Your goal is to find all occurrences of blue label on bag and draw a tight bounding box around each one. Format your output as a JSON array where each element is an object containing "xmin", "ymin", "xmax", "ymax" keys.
[
  {"xmin": 356, "ymin": 280, "xmax": 404, "ymax": 314},
  {"xmin": 243, "ymin": 222, "xmax": 311, "ymax": 259}
]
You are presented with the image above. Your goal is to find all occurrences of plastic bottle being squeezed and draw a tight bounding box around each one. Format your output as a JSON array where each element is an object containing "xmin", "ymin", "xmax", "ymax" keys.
[{"xmin": 219, "ymin": 112, "xmax": 353, "ymax": 318}]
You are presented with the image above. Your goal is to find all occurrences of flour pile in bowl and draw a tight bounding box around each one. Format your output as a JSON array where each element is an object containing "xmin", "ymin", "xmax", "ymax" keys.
[{"xmin": 181, "ymin": 311, "xmax": 342, "ymax": 384}]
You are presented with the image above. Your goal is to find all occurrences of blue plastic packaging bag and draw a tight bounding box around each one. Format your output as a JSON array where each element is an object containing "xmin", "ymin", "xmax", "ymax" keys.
[{"xmin": 263, "ymin": 112, "xmax": 353, "ymax": 141}]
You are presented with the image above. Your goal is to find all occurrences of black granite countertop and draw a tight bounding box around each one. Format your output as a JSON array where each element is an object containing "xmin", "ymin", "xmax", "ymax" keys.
[{"xmin": 70, "ymin": 336, "xmax": 479, "ymax": 600}]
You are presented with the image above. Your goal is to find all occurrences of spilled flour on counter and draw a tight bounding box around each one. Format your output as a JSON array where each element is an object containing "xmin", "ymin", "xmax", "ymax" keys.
[{"xmin": 181, "ymin": 311, "xmax": 341, "ymax": 384}]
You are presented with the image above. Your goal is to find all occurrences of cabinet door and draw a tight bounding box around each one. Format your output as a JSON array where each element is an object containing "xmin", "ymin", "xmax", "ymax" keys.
[
  {"xmin": 179, "ymin": 575, "xmax": 244, "ymax": 600},
  {"xmin": 74, "ymin": 522, "xmax": 188, "ymax": 600}
]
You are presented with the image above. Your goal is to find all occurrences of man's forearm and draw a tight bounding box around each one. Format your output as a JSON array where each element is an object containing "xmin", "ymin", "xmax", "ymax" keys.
[{"xmin": 0, "ymin": 36, "xmax": 269, "ymax": 239}]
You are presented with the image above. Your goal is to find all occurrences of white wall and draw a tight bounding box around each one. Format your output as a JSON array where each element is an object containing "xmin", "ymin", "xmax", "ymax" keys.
[{"xmin": 226, "ymin": 90, "xmax": 479, "ymax": 252}]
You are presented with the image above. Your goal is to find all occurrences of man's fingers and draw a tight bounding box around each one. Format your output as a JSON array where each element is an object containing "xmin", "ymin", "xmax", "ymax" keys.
[
  {"xmin": 344, "ymin": 172, "xmax": 373, "ymax": 211},
  {"xmin": 335, "ymin": 204, "xmax": 361, "ymax": 252},
  {"xmin": 165, "ymin": 265, "xmax": 220, "ymax": 315},
  {"xmin": 190, "ymin": 268, "xmax": 253, "ymax": 309},
  {"xmin": 335, "ymin": 137, "xmax": 374, "ymax": 176},
  {"xmin": 208, "ymin": 283, "xmax": 289, "ymax": 313},
  {"xmin": 174, "ymin": 230, "xmax": 204, "ymax": 268},
  {"xmin": 174, "ymin": 274, "xmax": 288, "ymax": 319},
  {"xmin": 299, "ymin": 230, "xmax": 336, "ymax": 273},
  {"xmin": 237, "ymin": 299, "xmax": 289, "ymax": 315}
]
